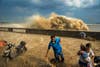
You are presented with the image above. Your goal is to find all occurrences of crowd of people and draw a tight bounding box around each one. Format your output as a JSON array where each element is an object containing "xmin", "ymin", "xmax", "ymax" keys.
[
  {"xmin": 2, "ymin": 41, "xmax": 27, "ymax": 62},
  {"xmin": 1, "ymin": 33, "xmax": 99, "ymax": 67},
  {"xmin": 45, "ymin": 34, "xmax": 97, "ymax": 67}
]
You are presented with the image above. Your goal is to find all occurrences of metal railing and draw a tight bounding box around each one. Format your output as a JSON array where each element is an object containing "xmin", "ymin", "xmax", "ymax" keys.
[{"xmin": 0, "ymin": 27, "xmax": 100, "ymax": 40}]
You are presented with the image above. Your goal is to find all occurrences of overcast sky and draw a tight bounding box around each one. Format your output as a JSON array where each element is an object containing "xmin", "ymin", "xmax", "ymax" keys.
[{"xmin": 0, "ymin": 0, "xmax": 100, "ymax": 24}]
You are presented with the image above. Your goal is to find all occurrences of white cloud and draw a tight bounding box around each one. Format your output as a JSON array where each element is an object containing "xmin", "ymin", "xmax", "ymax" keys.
[{"xmin": 63, "ymin": 0, "xmax": 97, "ymax": 8}]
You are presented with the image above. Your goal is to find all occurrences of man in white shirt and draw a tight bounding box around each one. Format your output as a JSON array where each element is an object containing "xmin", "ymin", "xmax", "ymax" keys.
[{"xmin": 86, "ymin": 43, "xmax": 95, "ymax": 66}]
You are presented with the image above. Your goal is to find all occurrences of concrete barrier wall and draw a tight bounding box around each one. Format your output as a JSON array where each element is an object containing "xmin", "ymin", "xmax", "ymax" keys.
[{"xmin": 0, "ymin": 27, "xmax": 100, "ymax": 40}]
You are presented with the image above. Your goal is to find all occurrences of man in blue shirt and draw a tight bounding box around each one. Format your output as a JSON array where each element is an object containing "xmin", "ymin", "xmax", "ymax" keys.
[{"xmin": 45, "ymin": 35, "xmax": 64, "ymax": 62}]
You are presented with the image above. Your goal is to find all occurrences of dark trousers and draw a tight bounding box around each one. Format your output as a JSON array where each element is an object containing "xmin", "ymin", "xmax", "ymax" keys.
[
  {"xmin": 54, "ymin": 52, "xmax": 64, "ymax": 62},
  {"xmin": 79, "ymin": 60, "xmax": 87, "ymax": 67}
]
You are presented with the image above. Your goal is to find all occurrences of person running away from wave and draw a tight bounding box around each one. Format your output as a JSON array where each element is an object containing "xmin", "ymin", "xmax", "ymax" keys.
[
  {"xmin": 78, "ymin": 44, "xmax": 93, "ymax": 67},
  {"xmin": 45, "ymin": 35, "xmax": 64, "ymax": 63}
]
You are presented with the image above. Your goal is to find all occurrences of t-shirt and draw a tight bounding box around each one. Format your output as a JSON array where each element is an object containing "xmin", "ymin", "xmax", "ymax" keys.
[
  {"xmin": 87, "ymin": 48, "xmax": 94, "ymax": 57},
  {"xmin": 79, "ymin": 51, "xmax": 88, "ymax": 62},
  {"xmin": 48, "ymin": 37, "xmax": 62, "ymax": 55}
]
